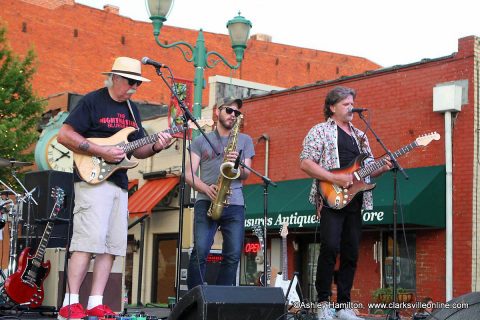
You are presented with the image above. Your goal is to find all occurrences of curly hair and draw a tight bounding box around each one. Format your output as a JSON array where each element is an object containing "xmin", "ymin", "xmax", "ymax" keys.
[{"xmin": 323, "ymin": 86, "xmax": 356, "ymax": 120}]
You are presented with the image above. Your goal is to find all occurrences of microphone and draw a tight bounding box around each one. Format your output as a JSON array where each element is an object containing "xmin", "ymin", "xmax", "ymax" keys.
[
  {"xmin": 141, "ymin": 57, "xmax": 167, "ymax": 68},
  {"xmin": 232, "ymin": 150, "xmax": 243, "ymax": 174},
  {"xmin": 349, "ymin": 107, "xmax": 368, "ymax": 113}
]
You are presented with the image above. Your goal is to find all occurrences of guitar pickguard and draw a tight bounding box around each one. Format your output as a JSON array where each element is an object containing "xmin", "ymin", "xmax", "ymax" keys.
[{"xmin": 21, "ymin": 258, "xmax": 48, "ymax": 288}]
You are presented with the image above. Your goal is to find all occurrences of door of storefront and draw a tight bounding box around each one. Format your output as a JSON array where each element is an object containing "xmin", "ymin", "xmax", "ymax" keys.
[{"xmin": 151, "ymin": 234, "xmax": 177, "ymax": 303}]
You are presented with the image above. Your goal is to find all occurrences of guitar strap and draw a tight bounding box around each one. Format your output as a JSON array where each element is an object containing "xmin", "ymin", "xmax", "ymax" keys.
[
  {"xmin": 126, "ymin": 99, "xmax": 139, "ymax": 131},
  {"xmin": 315, "ymin": 188, "xmax": 323, "ymax": 218}
]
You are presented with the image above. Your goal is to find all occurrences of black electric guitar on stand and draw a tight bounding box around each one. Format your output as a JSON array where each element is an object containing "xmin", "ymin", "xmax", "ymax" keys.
[
  {"xmin": 253, "ymin": 225, "xmax": 278, "ymax": 286},
  {"xmin": 4, "ymin": 187, "xmax": 65, "ymax": 308}
]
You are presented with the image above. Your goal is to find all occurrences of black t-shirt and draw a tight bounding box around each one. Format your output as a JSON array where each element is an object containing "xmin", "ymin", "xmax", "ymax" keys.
[
  {"xmin": 338, "ymin": 126, "xmax": 360, "ymax": 167},
  {"xmin": 64, "ymin": 87, "xmax": 145, "ymax": 189},
  {"xmin": 337, "ymin": 125, "xmax": 363, "ymax": 211}
]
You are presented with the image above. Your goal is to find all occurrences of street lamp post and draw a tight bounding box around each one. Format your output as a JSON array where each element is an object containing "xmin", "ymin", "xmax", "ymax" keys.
[
  {"xmin": 146, "ymin": 0, "xmax": 252, "ymax": 119},
  {"xmin": 144, "ymin": 0, "xmax": 252, "ymax": 303}
]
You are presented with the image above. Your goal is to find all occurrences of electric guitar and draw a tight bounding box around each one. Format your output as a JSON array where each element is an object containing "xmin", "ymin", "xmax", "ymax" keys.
[
  {"xmin": 318, "ymin": 132, "xmax": 440, "ymax": 209},
  {"xmin": 274, "ymin": 222, "xmax": 300, "ymax": 304},
  {"xmin": 74, "ymin": 119, "xmax": 213, "ymax": 184},
  {"xmin": 252, "ymin": 224, "xmax": 274, "ymax": 286},
  {"xmin": 4, "ymin": 187, "xmax": 65, "ymax": 308}
]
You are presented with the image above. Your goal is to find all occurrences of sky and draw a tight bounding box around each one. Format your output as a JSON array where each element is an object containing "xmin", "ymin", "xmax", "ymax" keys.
[{"xmin": 75, "ymin": 0, "xmax": 480, "ymax": 68}]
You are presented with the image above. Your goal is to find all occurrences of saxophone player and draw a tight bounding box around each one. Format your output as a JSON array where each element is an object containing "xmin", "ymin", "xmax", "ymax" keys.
[{"xmin": 185, "ymin": 97, "xmax": 255, "ymax": 289}]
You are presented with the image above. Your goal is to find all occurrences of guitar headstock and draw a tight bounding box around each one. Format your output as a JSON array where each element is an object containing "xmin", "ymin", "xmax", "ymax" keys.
[
  {"xmin": 252, "ymin": 225, "xmax": 264, "ymax": 245},
  {"xmin": 416, "ymin": 132, "xmax": 441, "ymax": 147},
  {"xmin": 51, "ymin": 187, "xmax": 65, "ymax": 213},
  {"xmin": 279, "ymin": 222, "xmax": 289, "ymax": 238},
  {"xmin": 186, "ymin": 119, "xmax": 214, "ymax": 130}
]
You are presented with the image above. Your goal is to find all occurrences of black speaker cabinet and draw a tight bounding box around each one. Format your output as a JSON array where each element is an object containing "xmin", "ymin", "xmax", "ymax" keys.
[
  {"xmin": 168, "ymin": 285, "xmax": 286, "ymax": 320},
  {"xmin": 22, "ymin": 170, "xmax": 74, "ymax": 248},
  {"xmin": 428, "ymin": 291, "xmax": 480, "ymax": 319}
]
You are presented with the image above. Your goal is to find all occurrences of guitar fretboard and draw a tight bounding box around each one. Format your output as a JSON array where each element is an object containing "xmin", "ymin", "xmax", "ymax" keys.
[
  {"xmin": 357, "ymin": 141, "xmax": 419, "ymax": 178},
  {"xmin": 122, "ymin": 125, "xmax": 186, "ymax": 154},
  {"xmin": 282, "ymin": 236, "xmax": 288, "ymax": 281},
  {"xmin": 34, "ymin": 189, "xmax": 64, "ymax": 262}
]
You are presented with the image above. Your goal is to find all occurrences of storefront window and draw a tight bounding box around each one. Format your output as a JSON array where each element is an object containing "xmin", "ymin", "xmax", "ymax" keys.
[
  {"xmin": 383, "ymin": 232, "xmax": 416, "ymax": 290},
  {"xmin": 241, "ymin": 237, "xmax": 262, "ymax": 285}
]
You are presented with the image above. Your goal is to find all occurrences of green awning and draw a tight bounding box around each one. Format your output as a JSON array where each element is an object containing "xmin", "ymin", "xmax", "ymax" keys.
[{"xmin": 244, "ymin": 165, "xmax": 446, "ymax": 229}]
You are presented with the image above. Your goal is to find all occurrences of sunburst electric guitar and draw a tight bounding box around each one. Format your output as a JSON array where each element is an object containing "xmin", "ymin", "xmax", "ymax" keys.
[
  {"xmin": 4, "ymin": 187, "xmax": 65, "ymax": 308},
  {"xmin": 318, "ymin": 132, "xmax": 440, "ymax": 209},
  {"xmin": 274, "ymin": 222, "xmax": 300, "ymax": 304},
  {"xmin": 74, "ymin": 119, "xmax": 213, "ymax": 184}
]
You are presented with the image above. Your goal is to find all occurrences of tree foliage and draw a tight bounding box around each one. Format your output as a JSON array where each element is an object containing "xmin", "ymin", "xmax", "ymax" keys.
[{"xmin": 0, "ymin": 23, "xmax": 44, "ymax": 186}]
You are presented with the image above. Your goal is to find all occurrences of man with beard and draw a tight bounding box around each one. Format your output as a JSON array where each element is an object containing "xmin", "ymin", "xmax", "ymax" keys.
[
  {"xmin": 185, "ymin": 97, "xmax": 254, "ymax": 289},
  {"xmin": 57, "ymin": 57, "xmax": 172, "ymax": 319}
]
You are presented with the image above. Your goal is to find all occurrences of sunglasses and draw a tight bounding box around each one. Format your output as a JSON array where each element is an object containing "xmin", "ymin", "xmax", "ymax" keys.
[
  {"xmin": 121, "ymin": 76, "xmax": 142, "ymax": 87},
  {"xmin": 221, "ymin": 106, "xmax": 242, "ymax": 117}
]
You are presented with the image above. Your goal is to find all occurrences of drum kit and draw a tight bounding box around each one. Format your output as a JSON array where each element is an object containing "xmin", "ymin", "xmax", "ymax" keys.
[{"xmin": 0, "ymin": 158, "xmax": 35, "ymax": 279}]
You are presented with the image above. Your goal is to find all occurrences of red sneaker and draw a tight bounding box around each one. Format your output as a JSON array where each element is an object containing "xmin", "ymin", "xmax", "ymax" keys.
[
  {"xmin": 86, "ymin": 304, "xmax": 116, "ymax": 317},
  {"xmin": 58, "ymin": 303, "xmax": 87, "ymax": 320}
]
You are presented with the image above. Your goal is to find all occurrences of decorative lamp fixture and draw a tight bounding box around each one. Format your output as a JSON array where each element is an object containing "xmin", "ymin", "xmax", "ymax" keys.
[{"xmin": 227, "ymin": 12, "xmax": 252, "ymax": 62}]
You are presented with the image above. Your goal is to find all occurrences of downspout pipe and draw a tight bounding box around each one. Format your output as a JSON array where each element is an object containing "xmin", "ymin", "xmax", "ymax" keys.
[
  {"xmin": 445, "ymin": 111, "xmax": 453, "ymax": 301},
  {"xmin": 258, "ymin": 134, "xmax": 270, "ymax": 176}
]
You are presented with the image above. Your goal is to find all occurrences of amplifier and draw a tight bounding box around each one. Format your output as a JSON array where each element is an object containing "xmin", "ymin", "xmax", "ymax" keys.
[{"xmin": 42, "ymin": 248, "xmax": 125, "ymax": 312}]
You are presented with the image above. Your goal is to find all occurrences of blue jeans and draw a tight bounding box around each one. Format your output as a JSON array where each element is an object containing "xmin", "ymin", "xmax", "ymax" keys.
[{"xmin": 187, "ymin": 200, "xmax": 245, "ymax": 289}]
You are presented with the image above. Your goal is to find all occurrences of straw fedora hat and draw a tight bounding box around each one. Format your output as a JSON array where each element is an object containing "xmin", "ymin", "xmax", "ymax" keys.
[{"xmin": 102, "ymin": 57, "xmax": 150, "ymax": 82}]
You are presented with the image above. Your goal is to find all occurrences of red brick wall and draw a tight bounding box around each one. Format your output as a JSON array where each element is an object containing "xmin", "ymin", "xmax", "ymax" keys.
[
  {"xmin": 243, "ymin": 36, "xmax": 476, "ymax": 305},
  {"xmin": 0, "ymin": 0, "xmax": 379, "ymax": 107}
]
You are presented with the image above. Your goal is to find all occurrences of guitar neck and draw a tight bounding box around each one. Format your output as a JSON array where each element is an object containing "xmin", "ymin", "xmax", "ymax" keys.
[
  {"xmin": 123, "ymin": 125, "xmax": 185, "ymax": 154},
  {"xmin": 358, "ymin": 140, "xmax": 419, "ymax": 178},
  {"xmin": 282, "ymin": 236, "xmax": 288, "ymax": 280},
  {"xmin": 34, "ymin": 207, "xmax": 59, "ymax": 261}
]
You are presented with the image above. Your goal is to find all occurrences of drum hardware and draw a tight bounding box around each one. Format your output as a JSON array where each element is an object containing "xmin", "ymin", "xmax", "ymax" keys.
[
  {"xmin": 0, "ymin": 158, "xmax": 33, "ymax": 168},
  {"xmin": 0, "ymin": 169, "xmax": 38, "ymax": 278}
]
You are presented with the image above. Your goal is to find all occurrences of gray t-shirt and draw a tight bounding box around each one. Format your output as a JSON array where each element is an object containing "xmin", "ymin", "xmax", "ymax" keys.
[{"xmin": 190, "ymin": 130, "xmax": 255, "ymax": 205}]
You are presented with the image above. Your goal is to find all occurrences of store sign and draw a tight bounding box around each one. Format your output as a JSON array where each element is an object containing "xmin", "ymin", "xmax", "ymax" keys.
[
  {"xmin": 244, "ymin": 212, "xmax": 319, "ymax": 228},
  {"xmin": 362, "ymin": 211, "xmax": 385, "ymax": 223},
  {"xmin": 244, "ymin": 242, "xmax": 261, "ymax": 254},
  {"xmin": 245, "ymin": 210, "xmax": 386, "ymax": 228}
]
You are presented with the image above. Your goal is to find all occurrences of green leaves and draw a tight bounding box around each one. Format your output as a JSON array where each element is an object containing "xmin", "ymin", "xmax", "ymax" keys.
[{"xmin": 0, "ymin": 22, "xmax": 44, "ymax": 185}]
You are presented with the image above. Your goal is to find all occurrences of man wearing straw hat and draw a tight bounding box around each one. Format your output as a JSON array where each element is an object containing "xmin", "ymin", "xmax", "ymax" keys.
[{"xmin": 57, "ymin": 57, "xmax": 172, "ymax": 319}]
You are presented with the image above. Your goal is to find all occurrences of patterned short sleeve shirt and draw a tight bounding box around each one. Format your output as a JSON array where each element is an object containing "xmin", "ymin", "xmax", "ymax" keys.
[{"xmin": 300, "ymin": 118, "xmax": 375, "ymax": 210}]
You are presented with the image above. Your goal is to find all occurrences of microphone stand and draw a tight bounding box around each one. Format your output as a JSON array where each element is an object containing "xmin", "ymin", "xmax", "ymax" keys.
[
  {"xmin": 356, "ymin": 111, "xmax": 408, "ymax": 320},
  {"xmin": 238, "ymin": 160, "xmax": 277, "ymax": 286},
  {"xmin": 153, "ymin": 66, "xmax": 218, "ymax": 302},
  {"xmin": 11, "ymin": 168, "xmax": 38, "ymax": 249}
]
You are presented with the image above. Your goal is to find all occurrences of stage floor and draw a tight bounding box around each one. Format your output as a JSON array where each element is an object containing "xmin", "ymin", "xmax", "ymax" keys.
[{"xmin": 0, "ymin": 306, "xmax": 412, "ymax": 320}]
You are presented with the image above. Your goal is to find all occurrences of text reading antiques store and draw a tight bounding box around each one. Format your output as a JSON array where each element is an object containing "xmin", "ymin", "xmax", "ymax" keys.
[{"xmin": 240, "ymin": 165, "xmax": 445, "ymax": 304}]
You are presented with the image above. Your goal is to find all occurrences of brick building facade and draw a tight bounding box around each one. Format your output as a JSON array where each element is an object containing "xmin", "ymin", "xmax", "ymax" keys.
[
  {"xmin": 0, "ymin": 0, "xmax": 378, "ymax": 105},
  {"xmin": 241, "ymin": 35, "xmax": 479, "ymax": 309},
  {"xmin": 2, "ymin": 0, "xmax": 478, "ymax": 313}
]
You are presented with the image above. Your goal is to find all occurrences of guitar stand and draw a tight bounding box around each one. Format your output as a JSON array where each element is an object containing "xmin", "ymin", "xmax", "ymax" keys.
[{"xmin": 286, "ymin": 272, "xmax": 305, "ymax": 310}]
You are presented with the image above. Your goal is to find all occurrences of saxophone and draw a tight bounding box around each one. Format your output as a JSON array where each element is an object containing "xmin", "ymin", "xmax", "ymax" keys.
[{"xmin": 207, "ymin": 114, "xmax": 243, "ymax": 220}]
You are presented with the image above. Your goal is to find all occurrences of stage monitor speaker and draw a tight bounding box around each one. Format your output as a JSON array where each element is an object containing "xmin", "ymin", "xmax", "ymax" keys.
[
  {"xmin": 42, "ymin": 248, "xmax": 125, "ymax": 312},
  {"xmin": 168, "ymin": 285, "xmax": 286, "ymax": 320},
  {"xmin": 23, "ymin": 170, "xmax": 74, "ymax": 248},
  {"xmin": 428, "ymin": 291, "xmax": 480, "ymax": 319}
]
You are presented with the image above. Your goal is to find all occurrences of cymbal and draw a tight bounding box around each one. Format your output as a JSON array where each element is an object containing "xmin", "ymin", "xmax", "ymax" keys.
[
  {"xmin": 0, "ymin": 158, "xmax": 32, "ymax": 168},
  {"xmin": 0, "ymin": 190, "xmax": 15, "ymax": 196}
]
